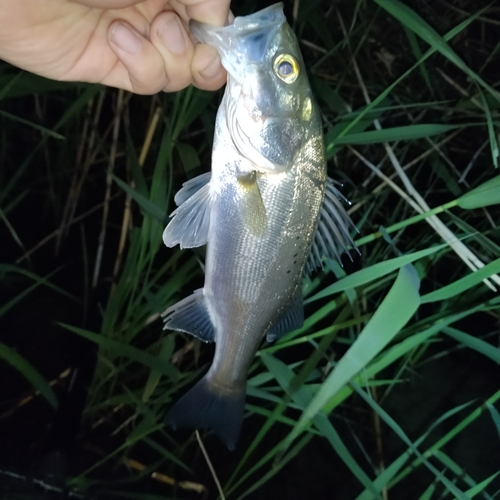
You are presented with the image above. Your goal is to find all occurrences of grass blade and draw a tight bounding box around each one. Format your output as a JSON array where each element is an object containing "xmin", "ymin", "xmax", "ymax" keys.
[
  {"xmin": 112, "ymin": 174, "xmax": 166, "ymax": 223},
  {"xmin": 308, "ymin": 244, "xmax": 446, "ymax": 302},
  {"xmin": 281, "ymin": 264, "xmax": 421, "ymax": 453},
  {"xmin": 457, "ymin": 175, "xmax": 500, "ymax": 209},
  {"xmin": 485, "ymin": 403, "xmax": 500, "ymax": 440},
  {"xmin": 373, "ymin": 0, "xmax": 500, "ymax": 101},
  {"xmin": 261, "ymin": 354, "xmax": 382, "ymax": 499},
  {"xmin": 59, "ymin": 323, "xmax": 180, "ymax": 381},
  {"xmin": 0, "ymin": 341, "xmax": 58, "ymax": 409},
  {"xmin": 442, "ymin": 326, "xmax": 500, "ymax": 364},
  {"xmin": 421, "ymin": 257, "xmax": 500, "ymax": 303},
  {"xmin": 352, "ymin": 383, "xmax": 469, "ymax": 499},
  {"xmin": 334, "ymin": 123, "xmax": 469, "ymax": 145}
]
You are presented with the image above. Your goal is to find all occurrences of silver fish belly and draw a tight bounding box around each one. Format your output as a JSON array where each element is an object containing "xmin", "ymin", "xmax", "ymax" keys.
[{"xmin": 162, "ymin": 3, "xmax": 355, "ymax": 450}]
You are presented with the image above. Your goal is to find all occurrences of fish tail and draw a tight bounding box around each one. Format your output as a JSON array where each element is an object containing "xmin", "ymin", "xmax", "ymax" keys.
[{"xmin": 165, "ymin": 376, "xmax": 245, "ymax": 451}]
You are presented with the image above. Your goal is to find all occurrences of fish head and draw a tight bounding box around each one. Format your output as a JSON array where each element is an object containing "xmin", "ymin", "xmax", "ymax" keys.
[{"xmin": 191, "ymin": 3, "xmax": 317, "ymax": 174}]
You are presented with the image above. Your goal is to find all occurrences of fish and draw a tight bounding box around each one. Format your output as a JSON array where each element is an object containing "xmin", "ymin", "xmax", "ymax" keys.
[{"xmin": 162, "ymin": 2, "xmax": 355, "ymax": 450}]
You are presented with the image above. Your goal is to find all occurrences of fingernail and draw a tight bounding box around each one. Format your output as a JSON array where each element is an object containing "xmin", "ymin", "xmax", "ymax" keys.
[
  {"xmin": 111, "ymin": 22, "xmax": 142, "ymax": 54},
  {"xmin": 158, "ymin": 16, "xmax": 187, "ymax": 55},
  {"xmin": 200, "ymin": 53, "xmax": 222, "ymax": 79}
]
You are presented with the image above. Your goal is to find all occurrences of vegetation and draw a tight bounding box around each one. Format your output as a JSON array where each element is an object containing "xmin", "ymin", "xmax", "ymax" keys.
[{"xmin": 1, "ymin": 0, "xmax": 499, "ymax": 498}]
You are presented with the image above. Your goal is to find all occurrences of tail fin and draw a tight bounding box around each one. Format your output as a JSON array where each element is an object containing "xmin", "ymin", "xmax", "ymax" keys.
[{"xmin": 165, "ymin": 376, "xmax": 245, "ymax": 451}]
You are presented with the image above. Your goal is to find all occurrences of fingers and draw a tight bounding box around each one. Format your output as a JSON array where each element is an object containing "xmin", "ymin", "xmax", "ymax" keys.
[
  {"xmin": 71, "ymin": 0, "xmax": 143, "ymax": 7},
  {"xmin": 107, "ymin": 6, "xmax": 228, "ymax": 94},
  {"xmin": 149, "ymin": 11, "xmax": 194, "ymax": 92},
  {"xmin": 149, "ymin": 10, "xmax": 227, "ymax": 92},
  {"xmin": 107, "ymin": 21, "xmax": 169, "ymax": 94},
  {"xmin": 170, "ymin": 0, "xmax": 230, "ymax": 90},
  {"xmin": 175, "ymin": 0, "xmax": 231, "ymax": 26},
  {"xmin": 191, "ymin": 43, "xmax": 226, "ymax": 91}
]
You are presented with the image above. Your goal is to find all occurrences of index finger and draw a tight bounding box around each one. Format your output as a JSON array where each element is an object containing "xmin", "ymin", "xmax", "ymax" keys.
[{"xmin": 175, "ymin": 0, "xmax": 231, "ymax": 26}]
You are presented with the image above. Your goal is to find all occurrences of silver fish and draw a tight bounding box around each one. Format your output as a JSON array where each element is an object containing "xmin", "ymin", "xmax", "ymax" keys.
[{"xmin": 162, "ymin": 3, "xmax": 355, "ymax": 450}]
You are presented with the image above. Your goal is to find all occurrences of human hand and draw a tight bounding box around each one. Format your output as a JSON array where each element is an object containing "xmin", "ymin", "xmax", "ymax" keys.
[{"xmin": 0, "ymin": 0, "xmax": 231, "ymax": 94}]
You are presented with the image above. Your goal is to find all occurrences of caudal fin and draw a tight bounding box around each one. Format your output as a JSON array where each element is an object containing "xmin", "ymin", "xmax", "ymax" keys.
[{"xmin": 165, "ymin": 377, "xmax": 245, "ymax": 451}]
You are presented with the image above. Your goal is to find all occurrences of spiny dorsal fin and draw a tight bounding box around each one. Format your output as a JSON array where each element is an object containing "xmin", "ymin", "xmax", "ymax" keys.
[{"xmin": 306, "ymin": 177, "xmax": 357, "ymax": 275}]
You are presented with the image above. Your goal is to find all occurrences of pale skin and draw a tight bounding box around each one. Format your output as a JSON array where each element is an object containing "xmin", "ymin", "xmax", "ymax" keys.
[{"xmin": 0, "ymin": 0, "xmax": 231, "ymax": 94}]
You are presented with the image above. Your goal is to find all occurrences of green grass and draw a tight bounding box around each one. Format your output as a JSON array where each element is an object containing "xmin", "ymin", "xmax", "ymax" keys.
[{"xmin": 1, "ymin": 0, "xmax": 500, "ymax": 499}]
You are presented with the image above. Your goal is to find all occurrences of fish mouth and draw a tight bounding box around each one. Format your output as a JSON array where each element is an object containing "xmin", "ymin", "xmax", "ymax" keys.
[{"xmin": 190, "ymin": 3, "xmax": 285, "ymax": 82}]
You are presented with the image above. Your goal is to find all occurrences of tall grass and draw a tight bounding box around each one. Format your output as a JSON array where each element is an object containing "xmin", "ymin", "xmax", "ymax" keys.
[{"xmin": 1, "ymin": 0, "xmax": 499, "ymax": 498}]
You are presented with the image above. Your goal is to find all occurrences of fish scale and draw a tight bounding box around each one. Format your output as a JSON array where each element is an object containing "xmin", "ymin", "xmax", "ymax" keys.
[{"xmin": 161, "ymin": 3, "xmax": 356, "ymax": 449}]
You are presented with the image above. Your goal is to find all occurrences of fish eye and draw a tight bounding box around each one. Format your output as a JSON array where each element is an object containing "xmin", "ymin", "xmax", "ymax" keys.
[{"xmin": 273, "ymin": 54, "xmax": 300, "ymax": 83}]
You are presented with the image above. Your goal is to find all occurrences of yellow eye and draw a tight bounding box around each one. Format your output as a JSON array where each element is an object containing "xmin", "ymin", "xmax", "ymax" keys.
[{"xmin": 274, "ymin": 54, "xmax": 300, "ymax": 83}]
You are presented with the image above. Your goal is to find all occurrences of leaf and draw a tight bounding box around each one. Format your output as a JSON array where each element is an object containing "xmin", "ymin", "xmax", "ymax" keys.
[
  {"xmin": 311, "ymin": 77, "xmax": 351, "ymax": 114},
  {"xmin": 465, "ymin": 471, "xmax": 500, "ymax": 498},
  {"xmin": 390, "ymin": 390, "xmax": 500, "ymax": 487},
  {"xmin": 112, "ymin": 175, "xmax": 166, "ymax": 223},
  {"xmin": 356, "ymin": 401, "xmax": 476, "ymax": 500},
  {"xmin": 333, "ymin": 123, "xmax": 466, "ymax": 145},
  {"xmin": 0, "ymin": 109, "xmax": 65, "ymax": 140},
  {"xmin": 421, "ymin": 257, "xmax": 500, "ymax": 303},
  {"xmin": 485, "ymin": 403, "xmax": 500, "ymax": 440},
  {"xmin": 352, "ymin": 384, "xmax": 469, "ymax": 500},
  {"xmin": 0, "ymin": 71, "xmax": 23, "ymax": 101},
  {"xmin": 403, "ymin": 26, "xmax": 433, "ymax": 95},
  {"xmin": 418, "ymin": 482, "xmax": 437, "ymax": 500},
  {"xmin": 324, "ymin": 5, "xmax": 487, "ymax": 157},
  {"xmin": 59, "ymin": 323, "xmax": 180, "ymax": 381},
  {"xmin": 457, "ymin": 175, "xmax": 500, "ymax": 209},
  {"xmin": 0, "ymin": 71, "xmax": 87, "ymax": 98},
  {"xmin": 53, "ymin": 85, "xmax": 103, "ymax": 130},
  {"xmin": 443, "ymin": 327, "xmax": 500, "ymax": 364},
  {"xmin": 262, "ymin": 354, "xmax": 382, "ymax": 499},
  {"xmin": 479, "ymin": 89, "xmax": 499, "ymax": 168},
  {"xmin": 307, "ymin": 244, "xmax": 445, "ymax": 303},
  {"xmin": 142, "ymin": 336, "xmax": 175, "ymax": 402},
  {"xmin": 325, "ymin": 98, "xmax": 391, "ymax": 156},
  {"xmin": 373, "ymin": 0, "xmax": 500, "ymax": 102},
  {"xmin": 281, "ymin": 264, "xmax": 421, "ymax": 452},
  {"xmin": 0, "ymin": 265, "xmax": 78, "ymax": 317},
  {"xmin": 176, "ymin": 142, "xmax": 201, "ymax": 173},
  {"xmin": 0, "ymin": 341, "xmax": 58, "ymax": 409}
]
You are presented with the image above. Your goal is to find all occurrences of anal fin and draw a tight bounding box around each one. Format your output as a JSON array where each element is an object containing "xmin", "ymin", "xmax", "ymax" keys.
[{"xmin": 162, "ymin": 289, "xmax": 215, "ymax": 343}]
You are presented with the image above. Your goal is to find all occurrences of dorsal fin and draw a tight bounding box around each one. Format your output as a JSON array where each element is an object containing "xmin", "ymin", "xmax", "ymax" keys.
[{"xmin": 306, "ymin": 178, "xmax": 357, "ymax": 275}]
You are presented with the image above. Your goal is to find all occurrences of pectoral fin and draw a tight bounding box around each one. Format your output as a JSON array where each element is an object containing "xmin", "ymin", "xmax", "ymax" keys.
[
  {"xmin": 237, "ymin": 171, "xmax": 267, "ymax": 237},
  {"xmin": 305, "ymin": 177, "xmax": 357, "ymax": 275},
  {"xmin": 163, "ymin": 179, "xmax": 212, "ymax": 249},
  {"xmin": 174, "ymin": 171, "xmax": 211, "ymax": 206},
  {"xmin": 162, "ymin": 289, "xmax": 215, "ymax": 343},
  {"xmin": 266, "ymin": 290, "xmax": 304, "ymax": 342}
]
